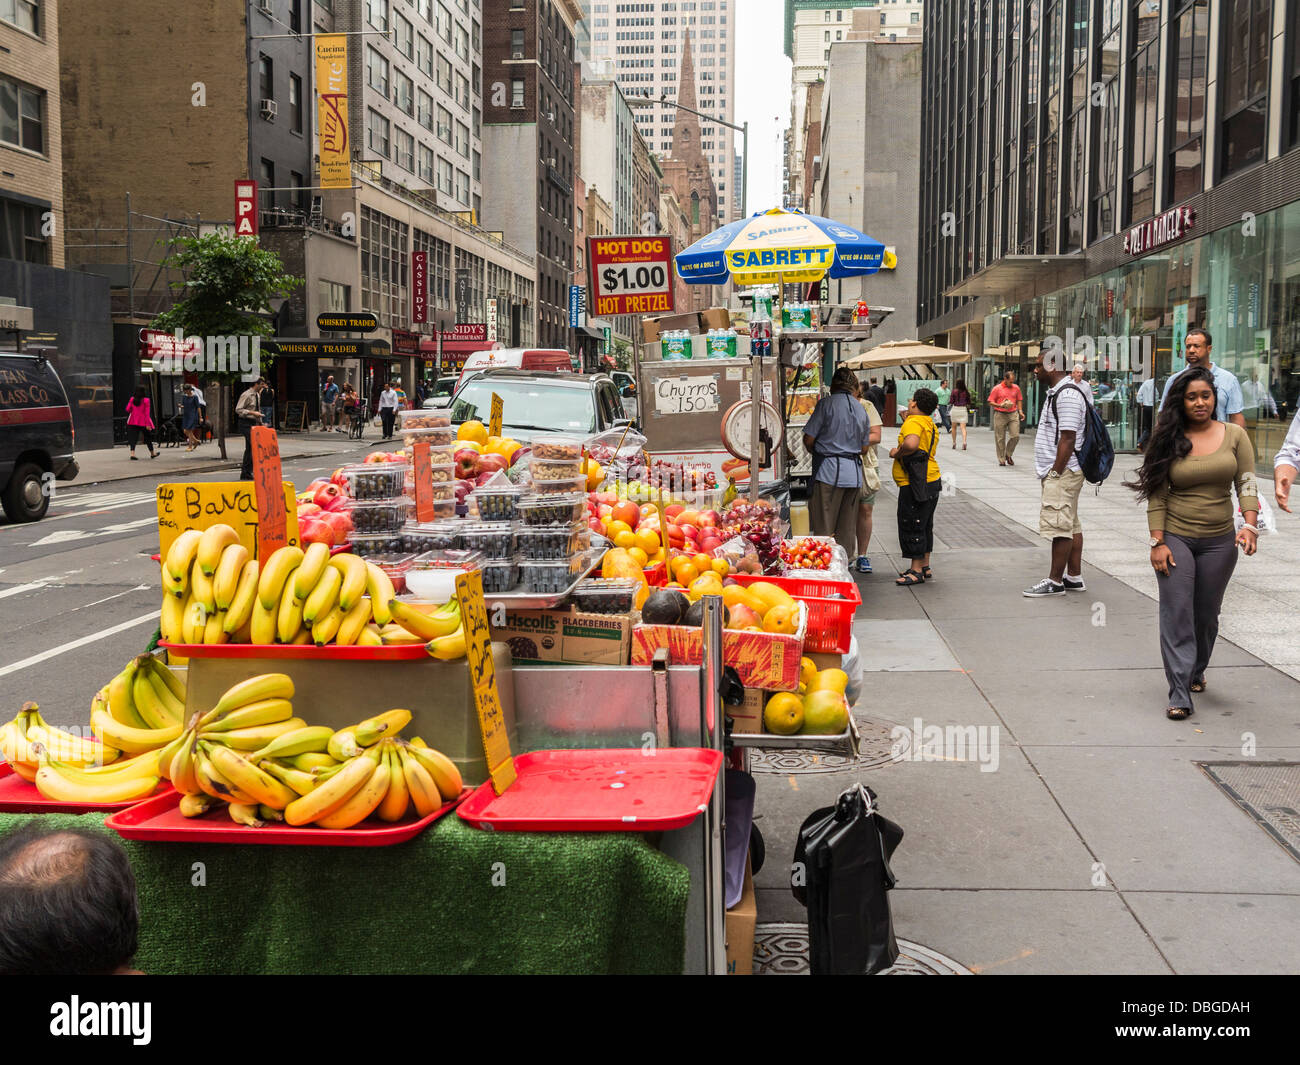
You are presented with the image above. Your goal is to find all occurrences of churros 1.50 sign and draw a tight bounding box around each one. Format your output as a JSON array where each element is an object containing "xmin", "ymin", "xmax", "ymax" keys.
[{"xmin": 588, "ymin": 235, "xmax": 674, "ymax": 317}]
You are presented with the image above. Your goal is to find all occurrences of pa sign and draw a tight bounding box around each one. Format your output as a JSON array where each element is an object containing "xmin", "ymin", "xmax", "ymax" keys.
[{"xmin": 235, "ymin": 180, "xmax": 259, "ymax": 237}]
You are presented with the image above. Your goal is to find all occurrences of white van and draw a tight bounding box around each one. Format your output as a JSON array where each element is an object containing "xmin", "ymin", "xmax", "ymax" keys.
[{"xmin": 455, "ymin": 348, "xmax": 573, "ymax": 391}]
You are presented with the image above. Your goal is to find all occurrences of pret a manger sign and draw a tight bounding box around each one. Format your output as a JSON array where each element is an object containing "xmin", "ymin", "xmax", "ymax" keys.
[
  {"xmin": 1124, "ymin": 205, "xmax": 1195, "ymax": 255},
  {"xmin": 588, "ymin": 235, "xmax": 674, "ymax": 317}
]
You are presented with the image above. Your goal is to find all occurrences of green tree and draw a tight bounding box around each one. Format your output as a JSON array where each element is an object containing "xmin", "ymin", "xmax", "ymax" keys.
[
  {"xmin": 612, "ymin": 338, "xmax": 633, "ymax": 372},
  {"xmin": 150, "ymin": 233, "xmax": 303, "ymax": 459}
]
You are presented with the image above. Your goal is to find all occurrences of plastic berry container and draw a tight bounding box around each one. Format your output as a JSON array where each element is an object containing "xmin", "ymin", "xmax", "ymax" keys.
[
  {"xmin": 348, "ymin": 532, "xmax": 409, "ymax": 558},
  {"xmin": 402, "ymin": 519, "xmax": 462, "ymax": 553},
  {"xmin": 519, "ymin": 557, "xmax": 584, "ymax": 595},
  {"xmin": 341, "ymin": 462, "xmax": 408, "ymax": 500},
  {"xmin": 405, "ymin": 549, "xmax": 484, "ymax": 601},
  {"xmin": 569, "ymin": 578, "xmax": 641, "ymax": 615},
  {"xmin": 481, "ymin": 555, "xmax": 522, "ymax": 594},
  {"xmin": 530, "ymin": 476, "xmax": 588, "ymax": 496},
  {"xmin": 472, "ymin": 485, "xmax": 522, "ymax": 522},
  {"xmin": 399, "ymin": 426, "xmax": 455, "ymax": 448},
  {"xmin": 516, "ymin": 521, "xmax": 584, "ymax": 561},
  {"xmin": 368, "ymin": 552, "xmax": 418, "ymax": 595},
  {"xmin": 343, "ymin": 498, "xmax": 413, "ymax": 534},
  {"xmin": 517, "ymin": 491, "xmax": 587, "ymax": 526},
  {"xmin": 457, "ymin": 521, "xmax": 517, "ymax": 559},
  {"xmin": 530, "ymin": 458, "xmax": 584, "ymax": 481},
  {"xmin": 399, "ymin": 411, "xmax": 452, "ymax": 430},
  {"xmin": 529, "ymin": 433, "xmax": 583, "ymax": 461}
]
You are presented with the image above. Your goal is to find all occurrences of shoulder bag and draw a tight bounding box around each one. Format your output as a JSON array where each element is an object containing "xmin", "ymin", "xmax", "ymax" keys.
[{"xmin": 899, "ymin": 419, "xmax": 938, "ymax": 502}]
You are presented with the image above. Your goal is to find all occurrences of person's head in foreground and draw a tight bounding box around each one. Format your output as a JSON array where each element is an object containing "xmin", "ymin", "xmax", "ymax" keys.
[{"xmin": 0, "ymin": 824, "xmax": 140, "ymax": 975}]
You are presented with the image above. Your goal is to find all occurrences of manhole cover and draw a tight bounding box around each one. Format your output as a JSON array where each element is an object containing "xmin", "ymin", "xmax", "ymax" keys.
[
  {"xmin": 748, "ymin": 717, "xmax": 909, "ymax": 774},
  {"xmin": 1198, "ymin": 761, "xmax": 1300, "ymax": 864},
  {"xmin": 754, "ymin": 923, "xmax": 973, "ymax": 975}
]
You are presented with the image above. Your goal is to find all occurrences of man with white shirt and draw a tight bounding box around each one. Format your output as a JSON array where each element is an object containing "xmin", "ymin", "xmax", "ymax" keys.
[
  {"xmin": 1158, "ymin": 329, "xmax": 1245, "ymax": 427},
  {"xmin": 1136, "ymin": 374, "xmax": 1156, "ymax": 450},
  {"xmin": 1275, "ymin": 409, "xmax": 1300, "ymax": 513},
  {"xmin": 1241, "ymin": 368, "xmax": 1278, "ymax": 419},
  {"xmin": 378, "ymin": 380, "xmax": 400, "ymax": 440}
]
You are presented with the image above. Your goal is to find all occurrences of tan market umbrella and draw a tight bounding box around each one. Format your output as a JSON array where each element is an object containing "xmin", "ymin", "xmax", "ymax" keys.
[{"xmin": 843, "ymin": 339, "xmax": 971, "ymax": 370}]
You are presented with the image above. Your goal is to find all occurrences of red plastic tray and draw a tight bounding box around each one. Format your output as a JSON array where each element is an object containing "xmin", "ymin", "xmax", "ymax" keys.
[
  {"xmin": 730, "ymin": 573, "xmax": 861, "ymax": 654},
  {"xmin": 160, "ymin": 641, "xmax": 427, "ymax": 660},
  {"xmin": 0, "ymin": 762, "xmax": 174, "ymax": 814},
  {"xmin": 105, "ymin": 787, "xmax": 467, "ymax": 846},
  {"xmin": 456, "ymin": 748, "xmax": 723, "ymax": 832}
]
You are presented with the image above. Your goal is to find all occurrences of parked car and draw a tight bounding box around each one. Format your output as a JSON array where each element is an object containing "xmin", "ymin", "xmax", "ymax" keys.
[
  {"xmin": 422, "ymin": 376, "xmax": 460, "ymax": 409},
  {"xmin": 447, "ymin": 369, "xmax": 635, "ymax": 444},
  {"xmin": 0, "ymin": 352, "xmax": 79, "ymax": 521},
  {"xmin": 455, "ymin": 348, "xmax": 573, "ymax": 391}
]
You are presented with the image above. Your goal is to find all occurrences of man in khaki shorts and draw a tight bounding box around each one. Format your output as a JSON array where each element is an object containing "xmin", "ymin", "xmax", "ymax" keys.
[{"xmin": 1024, "ymin": 350, "xmax": 1089, "ymax": 597}]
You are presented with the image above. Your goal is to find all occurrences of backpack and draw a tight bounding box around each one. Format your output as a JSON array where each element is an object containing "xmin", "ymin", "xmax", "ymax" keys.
[{"xmin": 1050, "ymin": 383, "xmax": 1115, "ymax": 485}]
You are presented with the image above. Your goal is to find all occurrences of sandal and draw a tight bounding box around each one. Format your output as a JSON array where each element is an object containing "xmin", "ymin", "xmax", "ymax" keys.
[
  {"xmin": 895, "ymin": 570, "xmax": 925, "ymax": 587},
  {"xmin": 1190, "ymin": 677, "xmax": 1206, "ymax": 693},
  {"xmin": 921, "ymin": 567, "xmax": 934, "ymax": 580},
  {"xmin": 1166, "ymin": 706, "xmax": 1193, "ymax": 720}
]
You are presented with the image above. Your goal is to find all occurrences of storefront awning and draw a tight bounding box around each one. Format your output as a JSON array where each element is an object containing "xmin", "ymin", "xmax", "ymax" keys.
[
  {"xmin": 267, "ymin": 338, "xmax": 398, "ymax": 360},
  {"xmin": 575, "ymin": 324, "xmax": 606, "ymax": 340},
  {"xmin": 943, "ymin": 254, "xmax": 1086, "ymax": 300}
]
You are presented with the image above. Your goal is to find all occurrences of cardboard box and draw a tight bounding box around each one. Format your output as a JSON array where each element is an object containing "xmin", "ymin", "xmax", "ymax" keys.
[
  {"xmin": 727, "ymin": 687, "xmax": 766, "ymax": 733},
  {"xmin": 700, "ymin": 306, "xmax": 731, "ymax": 331},
  {"xmin": 807, "ymin": 651, "xmax": 843, "ymax": 673},
  {"xmin": 491, "ymin": 607, "xmax": 632, "ymax": 666},
  {"xmin": 630, "ymin": 604, "xmax": 806, "ymax": 690},
  {"xmin": 641, "ymin": 311, "xmax": 703, "ymax": 344},
  {"xmin": 725, "ymin": 856, "xmax": 757, "ymax": 975}
]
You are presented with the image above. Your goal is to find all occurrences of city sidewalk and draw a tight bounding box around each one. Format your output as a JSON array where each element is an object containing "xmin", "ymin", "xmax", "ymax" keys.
[
  {"xmin": 751, "ymin": 425, "xmax": 1300, "ymax": 974},
  {"xmin": 71, "ymin": 427, "xmax": 392, "ymax": 488}
]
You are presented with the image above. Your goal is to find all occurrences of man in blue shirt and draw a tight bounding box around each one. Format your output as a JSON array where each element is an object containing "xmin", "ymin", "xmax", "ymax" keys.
[
  {"xmin": 803, "ymin": 366, "xmax": 873, "ymax": 559},
  {"xmin": 1157, "ymin": 329, "xmax": 1245, "ymax": 428}
]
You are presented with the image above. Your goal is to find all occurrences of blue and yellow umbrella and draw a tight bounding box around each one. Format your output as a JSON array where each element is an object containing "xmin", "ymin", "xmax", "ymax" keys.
[{"xmin": 674, "ymin": 207, "xmax": 887, "ymax": 287}]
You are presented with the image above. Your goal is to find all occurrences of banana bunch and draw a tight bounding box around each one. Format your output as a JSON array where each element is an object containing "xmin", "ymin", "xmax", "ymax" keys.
[
  {"xmin": 388, "ymin": 598, "xmax": 466, "ymax": 659},
  {"xmin": 1, "ymin": 703, "xmax": 164, "ymax": 804},
  {"xmin": 161, "ymin": 524, "xmax": 259, "ymax": 645},
  {"xmin": 90, "ymin": 655, "xmax": 187, "ymax": 755}
]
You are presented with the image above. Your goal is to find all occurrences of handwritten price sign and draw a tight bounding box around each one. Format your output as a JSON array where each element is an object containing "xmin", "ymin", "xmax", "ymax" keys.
[
  {"xmin": 653, "ymin": 375, "xmax": 720, "ymax": 415},
  {"xmin": 156, "ymin": 481, "xmax": 299, "ymax": 560},
  {"xmin": 489, "ymin": 392, "xmax": 503, "ymax": 439},
  {"xmin": 412, "ymin": 440, "xmax": 436, "ymax": 523},
  {"xmin": 454, "ymin": 570, "xmax": 516, "ymax": 794},
  {"xmin": 251, "ymin": 427, "xmax": 290, "ymax": 559}
]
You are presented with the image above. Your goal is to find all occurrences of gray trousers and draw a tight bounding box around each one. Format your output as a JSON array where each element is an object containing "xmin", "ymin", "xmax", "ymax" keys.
[
  {"xmin": 1157, "ymin": 532, "xmax": 1238, "ymax": 710},
  {"xmin": 809, "ymin": 480, "xmax": 859, "ymax": 558}
]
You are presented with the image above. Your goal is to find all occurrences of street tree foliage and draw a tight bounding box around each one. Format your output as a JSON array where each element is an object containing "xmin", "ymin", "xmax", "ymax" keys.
[{"xmin": 150, "ymin": 232, "xmax": 303, "ymax": 458}]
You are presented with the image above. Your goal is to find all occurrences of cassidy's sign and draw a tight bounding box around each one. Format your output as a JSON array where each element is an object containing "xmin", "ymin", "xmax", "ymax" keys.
[{"xmin": 1124, "ymin": 205, "xmax": 1195, "ymax": 256}]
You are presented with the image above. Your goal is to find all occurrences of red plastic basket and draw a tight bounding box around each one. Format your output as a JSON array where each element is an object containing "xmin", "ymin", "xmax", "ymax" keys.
[{"xmin": 729, "ymin": 573, "xmax": 861, "ymax": 654}]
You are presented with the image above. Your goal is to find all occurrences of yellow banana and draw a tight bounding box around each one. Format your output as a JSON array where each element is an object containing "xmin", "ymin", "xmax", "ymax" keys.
[
  {"xmin": 259, "ymin": 758, "xmax": 320, "ymax": 797},
  {"xmin": 288, "ymin": 751, "xmax": 337, "ymax": 772},
  {"xmin": 142, "ymin": 656, "xmax": 187, "ymax": 705},
  {"xmin": 291, "ymin": 629, "xmax": 313, "ymax": 645},
  {"xmin": 284, "ymin": 747, "xmax": 382, "ymax": 826},
  {"xmin": 223, "ymin": 558, "xmax": 261, "ymax": 634},
  {"xmin": 379, "ymin": 624, "xmax": 424, "ymax": 645},
  {"xmin": 168, "ymin": 732, "xmax": 201, "ymax": 795},
  {"xmin": 257, "ymin": 545, "xmax": 304, "ymax": 609},
  {"xmin": 314, "ymin": 754, "xmax": 390, "ymax": 829},
  {"xmin": 396, "ymin": 742, "xmax": 443, "ymax": 817},
  {"xmin": 106, "ymin": 663, "xmax": 148, "ymax": 729},
  {"xmin": 425, "ymin": 626, "xmax": 467, "ymax": 661},
  {"xmin": 331, "ymin": 553, "xmax": 368, "ymax": 612},
  {"xmin": 302, "ymin": 564, "xmax": 341, "ymax": 623},
  {"xmin": 227, "ymin": 802, "xmax": 267, "ymax": 827},
  {"xmin": 249, "ymin": 595, "xmax": 278, "ymax": 645},
  {"xmin": 251, "ymin": 725, "xmax": 334, "ymax": 762},
  {"xmin": 277, "ymin": 574, "xmax": 305, "ymax": 643},
  {"xmin": 232, "ymin": 615, "xmax": 254, "ymax": 644},
  {"xmin": 30, "ymin": 748, "xmax": 162, "ymax": 787},
  {"xmin": 376, "ymin": 743, "xmax": 410, "ymax": 822},
  {"xmin": 404, "ymin": 741, "xmax": 464, "ymax": 802},
  {"xmin": 90, "ymin": 708, "xmax": 181, "ymax": 755},
  {"xmin": 193, "ymin": 746, "xmax": 257, "ymax": 805},
  {"xmin": 311, "ymin": 603, "xmax": 344, "ymax": 646},
  {"xmin": 203, "ymin": 610, "xmax": 229, "ymax": 645},
  {"xmin": 196, "ymin": 524, "xmax": 240, "ymax": 576},
  {"xmin": 366, "ymin": 563, "xmax": 395, "ymax": 626},
  {"xmin": 352, "ymin": 709, "xmax": 412, "ymax": 747},
  {"xmin": 326, "ymin": 728, "xmax": 362, "ymax": 762},
  {"xmin": 294, "ymin": 541, "xmax": 332, "ymax": 602},
  {"xmin": 202, "ymin": 742, "xmax": 297, "ymax": 809},
  {"xmin": 33, "ymin": 750, "xmax": 160, "ymax": 805},
  {"xmin": 258, "ymin": 804, "xmax": 285, "ymax": 822},
  {"xmin": 190, "ymin": 564, "xmax": 217, "ymax": 615},
  {"xmin": 161, "ymin": 590, "xmax": 186, "ymax": 644},
  {"xmin": 179, "ymin": 792, "xmax": 217, "ymax": 818},
  {"xmin": 207, "ymin": 673, "xmax": 295, "ymax": 721},
  {"xmin": 335, "ymin": 598, "xmax": 373, "ymax": 647},
  {"xmin": 181, "ymin": 595, "xmax": 208, "ymax": 645},
  {"xmin": 356, "ymin": 624, "xmax": 384, "ymax": 647},
  {"xmin": 200, "ymin": 698, "xmax": 295, "ymax": 734},
  {"xmin": 213, "ymin": 543, "xmax": 250, "ymax": 610},
  {"xmin": 164, "ymin": 529, "xmax": 203, "ymax": 590},
  {"xmin": 388, "ymin": 598, "xmax": 461, "ymax": 640},
  {"xmin": 200, "ymin": 717, "xmax": 307, "ymax": 751},
  {"xmin": 132, "ymin": 668, "xmax": 177, "ymax": 730},
  {"xmin": 0, "ymin": 720, "xmax": 32, "ymax": 769},
  {"xmin": 25, "ymin": 709, "xmax": 120, "ymax": 767}
]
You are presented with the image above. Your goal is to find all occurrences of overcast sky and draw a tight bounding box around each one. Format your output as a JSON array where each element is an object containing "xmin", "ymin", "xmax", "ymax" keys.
[{"xmin": 735, "ymin": 0, "xmax": 792, "ymax": 215}]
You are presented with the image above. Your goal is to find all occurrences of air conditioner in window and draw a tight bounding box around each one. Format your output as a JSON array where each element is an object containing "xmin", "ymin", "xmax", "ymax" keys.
[
  {"xmin": 512, "ymin": 51, "xmax": 524, "ymax": 60},
  {"xmin": 260, "ymin": 99, "xmax": 278, "ymax": 119}
]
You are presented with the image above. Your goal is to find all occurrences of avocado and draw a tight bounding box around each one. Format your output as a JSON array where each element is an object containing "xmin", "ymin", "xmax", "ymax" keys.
[
  {"xmin": 643, "ymin": 588, "xmax": 689, "ymax": 625},
  {"xmin": 683, "ymin": 598, "xmax": 730, "ymax": 628}
]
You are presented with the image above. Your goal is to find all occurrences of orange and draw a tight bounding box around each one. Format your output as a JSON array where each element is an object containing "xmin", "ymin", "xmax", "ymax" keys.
[
  {"xmin": 710, "ymin": 558, "xmax": 730, "ymax": 577},
  {"xmin": 691, "ymin": 552, "xmax": 712, "ymax": 572},
  {"xmin": 761, "ymin": 603, "xmax": 798, "ymax": 635},
  {"xmin": 613, "ymin": 530, "xmax": 638, "ymax": 550},
  {"xmin": 457, "ymin": 420, "xmax": 488, "ymax": 445},
  {"xmin": 628, "ymin": 546, "xmax": 649, "ymax": 568},
  {"xmin": 688, "ymin": 574, "xmax": 724, "ymax": 602},
  {"xmin": 605, "ymin": 519, "xmax": 633, "ymax": 540},
  {"xmin": 635, "ymin": 528, "xmax": 661, "ymax": 555},
  {"xmin": 675, "ymin": 562, "xmax": 699, "ymax": 586}
]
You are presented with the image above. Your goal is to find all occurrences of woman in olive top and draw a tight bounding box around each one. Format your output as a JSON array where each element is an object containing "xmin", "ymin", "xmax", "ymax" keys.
[
  {"xmin": 1128, "ymin": 367, "xmax": 1260, "ymax": 720},
  {"xmin": 890, "ymin": 388, "xmax": 943, "ymax": 586}
]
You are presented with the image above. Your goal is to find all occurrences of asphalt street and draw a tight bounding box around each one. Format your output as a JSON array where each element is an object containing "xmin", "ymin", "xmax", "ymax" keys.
[{"xmin": 0, "ymin": 446, "xmax": 376, "ymax": 733}]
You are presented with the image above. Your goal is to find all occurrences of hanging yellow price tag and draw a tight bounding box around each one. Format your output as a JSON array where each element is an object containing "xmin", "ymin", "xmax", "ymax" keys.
[{"xmin": 455, "ymin": 570, "xmax": 516, "ymax": 794}]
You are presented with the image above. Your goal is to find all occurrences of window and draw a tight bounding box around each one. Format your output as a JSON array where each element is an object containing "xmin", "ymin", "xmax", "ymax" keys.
[
  {"xmin": 455, "ymin": 120, "xmax": 469, "ymax": 157},
  {"xmin": 437, "ymin": 156, "xmax": 454, "ymax": 196},
  {"xmin": 472, "ymin": 148, "xmax": 480, "ymax": 181},
  {"xmin": 1168, "ymin": 0, "xmax": 1209, "ymax": 203},
  {"xmin": 318, "ymin": 280, "xmax": 349, "ymax": 314},
  {"xmin": 0, "ymin": 77, "xmax": 43, "ymax": 153},
  {"xmin": 419, "ymin": 143, "xmax": 436, "ymax": 183},
  {"xmin": 418, "ymin": 89, "xmax": 434, "ymax": 130},
  {"xmin": 1126, "ymin": 0, "xmax": 1161, "ymax": 223},
  {"xmin": 394, "ymin": 70, "xmax": 414, "ymax": 115},
  {"xmin": 456, "ymin": 71, "xmax": 470, "ymax": 110},
  {"xmin": 289, "ymin": 73, "xmax": 303, "ymax": 133},
  {"xmin": 367, "ymin": 108, "xmax": 390, "ymax": 156},
  {"xmin": 1290, "ymin": 0, "xmax": 1300, "ymax": 146},
  {"xmin": 455, "ymin": 23, "xmax": 469, "ymax": 61},
  {"xmin": 0, "ymin": 196, "xmax": 48, "ymax": 263},
  {"xmin": 910, "ymin": 11, "xmax": 919, "ymax": 22},
  {"xmin": 437, "ymin": 2, "xmax": 452, "ymax": 43},
  {"xmin": 511, "ymin": 78, "xmax": 524, "ymax": 108},
  {"xmin": 394, "ymin": 127, "xmax": 415, "ymax": 171},
  {"xmin": 437, "ymin": 105, "xmax": 452, "ymax": 142},
  {"xmin": 455, "ymin": 168, "xmax": 470, "ymax": 205},
  {"xmin": 394, "ymin": 13, "xmax": 414, "ymax": 58},
  {"xmin": 258, "ymin": 54, "xmax": 273, "ymax": 101},
  {"xmin": 436, "ymin": 54, "xmax": 452, "ymax": 95},
  {"xmin": 367, "ymin": 47, "xmax": 389, "ymax": 96},
  {"xmin": 360, "ymin": 205, "xmax": 408, "ymax": 326},
  {"xmin": 1091, "ymin": 5, "xmax": 1121, "ymax": 240},
  {"xmin": 824, "ymin": 29, "xmax": 830, "ymax": 41},
  {"xmin": 0, "ymin": 0, "xmax": 39, "ymax": 34},
  {"xmin": 290, "ymin": 171, "xmax": 306, "ymax": 210},
  {"xmin": 259, "ymin": 158, "xmax": 275, "ymax": 208},
  {"xmin": 511, "ymin": 28, "xmax": 525, "ymax": 53},
  {"xmin": 1220, "ymin": 0, "xmax": 1270, "ymax": 176},
  {"xmin": 366, "ymin": 0, "xmax": 387, "ymax": 33},
  {"xmin": 289, "ymin": 0, "xmax": 301, "ymax": 33},
  {"xmin": 417, "ymin": 34, "xmax": 434, "ymax": 77}
]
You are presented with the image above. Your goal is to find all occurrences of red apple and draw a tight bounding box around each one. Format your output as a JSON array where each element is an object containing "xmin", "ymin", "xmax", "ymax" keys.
[
  {"xmin": 478, "ymin": 454, "xmax": 508, "ymax": 475},
  {"xmin": 320, "ymin": 511, "xmax": 351, "ymax": 541},
  {"xmin": 364, "ymin": 451, "xmax": 391, "ymax": 464},
  {"xmin": 664, "ymin": 504, "xmax": 685, "ymax": 519},
  {"xmin": 455, "ymin": 449, "xmax": 481, "ymax": 479},
  {"xmin": 611, "ymin": 500, "xmax": 640, "ymax": 528},
  {"xmin": 678, "ymin": 523, "xmax": 699, "ymax": 541},
  {"xmin": 699, "ymin": 510, "xmax": 720, "ymax": 528},
  {"xmin": 588, "ymin": 517, "xmax": 604, "ymax": 534},
  {"xmin": 475, "ymin": 470, "xmax": 501, "ymax": 487},
  {"xmin": 454, "ymin": 478, "xmax": 475, "ymax": 502},
  {"xmin": 297, "ymin": 502, "xmax": 322, "ymax": 518}
]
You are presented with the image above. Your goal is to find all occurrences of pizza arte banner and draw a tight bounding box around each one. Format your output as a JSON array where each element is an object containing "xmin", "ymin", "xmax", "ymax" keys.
[
  {"xmin": 588, "ymin": 235, "xmax": 674, "ymax": 317},
  {"xmin": 315, "ymin": 34, "xmax": 350, "ymax": 189}
]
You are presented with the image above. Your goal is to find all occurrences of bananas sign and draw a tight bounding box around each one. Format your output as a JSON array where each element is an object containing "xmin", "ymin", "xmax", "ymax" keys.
[{"xmin": 157, "ymin": 481, "xmax": 299, "ymax": 561}]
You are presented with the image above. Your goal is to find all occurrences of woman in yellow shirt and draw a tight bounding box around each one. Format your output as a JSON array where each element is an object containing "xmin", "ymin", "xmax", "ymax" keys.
[{"xmin": 889, "ymin": 389, "xmax": 943, "ymax": 586}]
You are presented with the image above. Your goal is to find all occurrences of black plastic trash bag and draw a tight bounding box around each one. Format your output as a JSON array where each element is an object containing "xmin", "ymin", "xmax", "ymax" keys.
[{"xmin": 792, "ymin": 782, "xmax": 904, "ymax": 975}]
